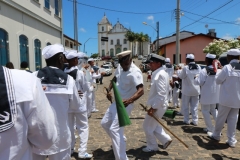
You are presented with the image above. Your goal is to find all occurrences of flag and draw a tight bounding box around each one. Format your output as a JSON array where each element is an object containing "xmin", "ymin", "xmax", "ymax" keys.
[{"xmin": 112, "ymin": 81, "xmax": 131, "ymax": 127}]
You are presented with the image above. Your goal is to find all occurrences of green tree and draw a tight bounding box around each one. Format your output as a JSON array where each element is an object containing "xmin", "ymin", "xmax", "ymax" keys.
[
  {"xmin": 90, "ymin": 53, "xmax": 99, "ymax": 58},
  {"xmin": 125, "ymin": 30, "xmax": 136, "ymax": 57}
]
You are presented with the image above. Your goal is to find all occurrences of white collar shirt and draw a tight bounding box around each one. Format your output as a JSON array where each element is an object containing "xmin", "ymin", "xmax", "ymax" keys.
[
  {"xmin": 33, "ymin": 67, "xmax": 81, "ymax": 154},
  {"xmin": 114, "ymin": 62, "xmax": 143, "ymax": 100},
  {"xmin": 194, "ymin": 65, "xmax": 221, "ymax": 104},
  {"xmin": 0, "ymin": 70, "xmax": 57, "ymax": 160},
  {"xmin": 216, "ymin": 59, "xmax": 240, "ymax": 108},
  {"xmin": 178, "ymin": 62, "xmax": 201, "ymax": 96},
  {"xmin": 147, "ymin": 67, "xmax": 169, "ymax": 109}
]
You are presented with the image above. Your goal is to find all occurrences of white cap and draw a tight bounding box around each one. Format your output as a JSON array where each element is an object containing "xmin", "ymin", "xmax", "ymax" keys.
[
  {"xmin": 206, "ymin": 53, "xmax": 216, "ymax": 59},
  {"xmin": 42, "ymin": 44, "xmax": 64, "ymax": 59},
  {"xmin": 116, "ymin": 50, "xmax": 131, "ymax": 58},
  {"xmin": 186, "ymin": 54, "xmax": 195, "ymax": 60},
  {"xmin": 227, "ymin": 49, "xmax": 240, "ymax": 56},
  {"xmin": 165, "ymin": 58, "xmax": 170, "ymax": 63},
  {"xmin": 88, "ymin": 58, "xmax": 94, "ymax": 62},
  {"xmin": 172, "ymin": 74, "xmax": 178, "ymax": 78},
  {"xmin": 77, "ymin": 52, "xmax": 87, "ymax": 58},
  {"xmin": 65, "ymin": 50, "xmax": 78, "ymax": 59}
]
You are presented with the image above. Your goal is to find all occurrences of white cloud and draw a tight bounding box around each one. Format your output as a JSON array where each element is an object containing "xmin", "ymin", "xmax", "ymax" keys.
[
  {"xmin": 147, "ymin": 15, "xmax": 154, "ymax": 23},
  {"xmin": 222, "ymin": 33, "xmax": 234, "ymax": 40},
  {"xmin": 236, "ymin": 17, "xmax": 240, "ymax": 24},
  {"xmin": 79, "ymin": 28, "xmax": 86, "ymax": 32}
]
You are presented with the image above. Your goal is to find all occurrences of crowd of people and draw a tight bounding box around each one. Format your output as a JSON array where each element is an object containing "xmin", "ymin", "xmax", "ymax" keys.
[{"xmin": 0, "ymin": 44, "xmax": 240, "ymax": 160}]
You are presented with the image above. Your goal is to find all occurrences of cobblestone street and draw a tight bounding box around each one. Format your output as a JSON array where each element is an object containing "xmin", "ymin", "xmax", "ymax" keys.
[{"xmin": 71, "ymin": 59, "xmax": 240, "ymax": 160}]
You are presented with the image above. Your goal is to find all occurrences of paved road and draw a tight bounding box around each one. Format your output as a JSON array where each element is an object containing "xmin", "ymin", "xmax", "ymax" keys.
[{"xmin": 71, "ymin": 59, "xmax": 240, "ymax": 160}]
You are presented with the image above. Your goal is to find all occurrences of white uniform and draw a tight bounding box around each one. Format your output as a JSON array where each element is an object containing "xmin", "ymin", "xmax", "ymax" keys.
[
  {"xmin": 33, "ymin": 67, "xmax": 81, "ymax": 160},
  {"xmin": 143, "ymin": 67, "xmax": 171, "ymax": 150},
  {"xmin": 164, "ymin": 63, "xmax": 174, "ymax": 102},
  {"xmin": 194, "ymin": 65, "xmax": 220, "ymax": 132},
  {"xmin": 211, "ymin": 59, "xmax": 240, "ymax": 146},
  {"xmin": 0, "ymin": 68, "xmax": 57, "ymax": 160},
  {"xmin": 172, "ymin": 81, "xmax": 180, "ymax": 108},
  {"xmin": 178, "ymin": 62, "xmax": 201, "ymax": 124},
  {"xmin": 101, "ymin": 63, "xmax": 143, "ymax": 160},
  {"xmin": 64, "ymin": 66, "xmax": 90, "ymax": 156}
]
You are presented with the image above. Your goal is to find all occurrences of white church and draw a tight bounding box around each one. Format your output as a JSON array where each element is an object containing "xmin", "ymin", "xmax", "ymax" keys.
[{"xmin": 97, "ymin": 14, "xmax": 150, "ymax": 57}]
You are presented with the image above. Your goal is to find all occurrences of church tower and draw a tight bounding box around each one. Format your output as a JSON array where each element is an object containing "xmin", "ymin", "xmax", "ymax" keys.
[{"xmin": 98, "ymin": 13, "xmax": 112, "ymax": 57}]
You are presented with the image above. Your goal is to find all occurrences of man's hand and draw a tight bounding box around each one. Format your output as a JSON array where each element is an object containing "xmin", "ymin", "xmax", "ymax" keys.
[
  {"xmin": 147, "ymin": 107, "xmax": 157, "ymax": 117},
  {"xmin": 123, "ymin": 99, "xmax": 134, "ymax": 107},
  {"xmin": 42, "ymin": 86, "xmax": 46, "ymax": 90},
  {"xmin": 78, "ymin": 91, "xmax": 83, "ymax": 99}
]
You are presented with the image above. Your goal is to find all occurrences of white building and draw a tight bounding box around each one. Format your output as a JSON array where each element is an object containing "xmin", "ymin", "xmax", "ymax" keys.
[
  {"xmin": 0, "ymin": 0, "xmax": 63, "ymax": 70},
  {"xmin": 98, "ymin": 14, "xmax": 131, "ymax": 57}
]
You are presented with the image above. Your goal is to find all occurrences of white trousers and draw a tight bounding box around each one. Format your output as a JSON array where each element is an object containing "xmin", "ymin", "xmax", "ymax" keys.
[
  {"xmin": 168, "ymin": 86, "xmax": 172, "ymax": 102},
  {"xmin": 101, "ymin": 103, "xmax": 134, "ymax": 160},
  {"xmin": 68, "ymin": 112, "xmax": 89, "ymax": 156},
  {"xmin": 32, "ymin": 148, "xmax": 71, "ymax": 160},
  {"xmin": 201, "ymin": 104, "xmax": 218, "ymax": 132},
  {"xmin": 172, "ymin": 89, "xmax": 180, "ymax": 107},
  {"xmin": 86, "ymin": 91, "xmax": 92, "ymax": 116},
  {"xmin": 212, "ymin": 105, "xmax": 239, "ymax": 146},
  {"xmin": 143, "ymin": 105, "xmax": 171, "ymax": 150},
  {"xmin": 181, "ymin": 94, "xmax": 199, "ymax": 124}
]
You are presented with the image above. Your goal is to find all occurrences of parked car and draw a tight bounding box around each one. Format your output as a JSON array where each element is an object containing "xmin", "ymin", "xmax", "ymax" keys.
[
  {"xmin": 104, "ymin": 61, "xmax": 113, "ymax": 67},
  {"xmin": 102, "ymin": 65, "xmax": 112, "ymax": 76},
  {"xmin": 101, "ymin": 56, "xmax": 112, "ymax": 60},
  {"xmin": 138, "ymin": 55, "xmax": 143, "ymax": 60}
]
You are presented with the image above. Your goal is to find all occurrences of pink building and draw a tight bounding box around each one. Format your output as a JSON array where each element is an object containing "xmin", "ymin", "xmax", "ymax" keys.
[{"xmin": 156, "ymin": 31, "xmax": 220, "ymax": 64}]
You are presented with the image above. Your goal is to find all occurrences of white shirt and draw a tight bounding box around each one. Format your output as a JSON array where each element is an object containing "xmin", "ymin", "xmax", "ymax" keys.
[
  {"xmin": 0, "ymin": 70, "xmax": 57, "ymax": 160},
  {"xmin": 178, "ymin": 62, "xmax": 201, "ymax": 96},
  {"xmin": 64, "ymin": 66, "xmax": 89, "ymax": 112},
  {"xmin": 147, "ymin": 70, "xmax": 152, "ymax": 76},
  {"xmin": 164, "ymin": 64, "xmax": 174, "ymax": 80},
  {"xmin": 194, "ymin": 65, "xmax": 221, "ymax": 105},
  {"xmin": 114, "ymin": 62, "xmax": 143, "ymax": 100},
  {"xmin": 33, "ymin": 67, "xmax": 81, "ymax": 155},
  {"xmin": 147, "ymin": 67, "xmax": 169, "ymax": 109},
  {"xmin": 216, "ymin": 59, "xmax": 240, "ymax": 108}
]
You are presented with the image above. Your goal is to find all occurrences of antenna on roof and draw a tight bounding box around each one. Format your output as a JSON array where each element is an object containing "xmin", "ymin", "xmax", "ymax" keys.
[{"xmin": 205, "ymin": 24, "xmax": 208, "ymax": 34}]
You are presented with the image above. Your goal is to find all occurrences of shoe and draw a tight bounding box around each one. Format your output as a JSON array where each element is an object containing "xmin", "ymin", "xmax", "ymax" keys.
[
  {"xmin": 71, "ymin": 149, "xmax": 74, "ymax": 155},
  {"xmin": 142, "ymin": 147, "xmax": 158, "ymax": 152},
  {"xmin": 176, "ymin": 112, "xmax": 183, "ymax": 116},
  {"xmin": 183, "ymin": 121, "xmax": 190, "ymax": 125},
  {"xmin": 207, "ymin": 132, "xmax": 220, "ymax": 141},
  {"xmin": 78, "ymin": 153, "xmax": 93, "ymax": 158},
  {"xmin": 163, "ymin": 140, "xmax": 172, "ymax": 149},
  {"xmin": 203, "ymin": 128, "xmax": 208, "ymax": 132},
  {"xmin": 226, "ymin": 141, "xmax": 235, "ymax": 148},
  {"xmin": 190, "ymin": 122, "xmax": 198, "ymax": 126},
  {"xmin": 91, "ymin": 109, "xmax": 99, "ymax": 113}
]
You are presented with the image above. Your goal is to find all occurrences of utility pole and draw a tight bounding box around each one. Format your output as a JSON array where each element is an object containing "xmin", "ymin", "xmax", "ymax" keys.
[
  {"xmin": 156, "ymin": 21, "xmax": 159, "ymax": 54},
  {"xmin": 175, "ymin": 0, "xmax": 180, "ymax": 64},
  {"xmin": 73, "ymin": 0, "xmax": 78, "ymax": 51}
]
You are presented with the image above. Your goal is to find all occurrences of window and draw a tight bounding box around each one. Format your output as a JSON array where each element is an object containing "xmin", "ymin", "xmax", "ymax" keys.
[
  {"xmin": 124, "ymin": 39, "xmax": 127, "ymax": 44},
  {"xmin": 55, "ymin": 0, "xmax": 59, "ymax": 16},
  {"xmin": 110, "ymin": 49, "xmax": 114, "ymax": 57},
  {"xmin": 34, "ymin": 39, "xmax": 42, "ymax": 71},
  {"xmin": 0, "ymin": 28, "xmax": 9, "ymax": 66},
  {"xmin": 123, "ymin": 48, "xmax": 127, "ymax": 51},
  {"xmin": 102, "ymin": 50, "xmax": 105, "ymax": 57},
  {"xmin": 65, "ymin": 40, "xmax": 69, "ymax": 47},
  {"xmin": 111, "ymin": 40, "xmax": 113, "ymax": 45},
  {"xmin": 45, "ymin": 0, "xmax": 50, "ymax": 9},
  {"xmin": 70, "ymin": 42, "xmax": 73, "ymax": 48},
  {"xmin": 19, "ymin": 35, "xmax": 29, "ymax": 64},
  {"xmin": 117, "ymin": 39, "xmax": 120, "ymax": 45},
  {"xmin": 102, "ymin": 26, "xmax": 104, "ymax": 31},
  {"xmin": 46, "ymin": 42, "xmax": 51, "ymax": 46}
]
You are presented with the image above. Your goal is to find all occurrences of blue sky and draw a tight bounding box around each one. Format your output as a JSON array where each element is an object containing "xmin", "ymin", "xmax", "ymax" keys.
[{"xmin": 63, "ymin": 0, "xmax": 240, "ymax": 57}]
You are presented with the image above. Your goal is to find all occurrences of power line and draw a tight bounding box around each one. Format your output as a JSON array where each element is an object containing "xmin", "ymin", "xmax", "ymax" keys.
[
  {"xmin": 67, "ymin": 0, "xmax": 172, "ymax": 15},
  {"xmin": 184, "ymin": 15, "xmax": 237, "ymax": 24}
]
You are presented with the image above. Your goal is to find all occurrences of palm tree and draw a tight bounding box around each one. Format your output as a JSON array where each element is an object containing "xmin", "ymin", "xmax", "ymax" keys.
[
  {"xmin": 125, "ymin": 30, "xmax": 136, "ymax": 57},
  {"xmin": 136, "ymin": 32, "xmax": 149, "ymax": 55}
]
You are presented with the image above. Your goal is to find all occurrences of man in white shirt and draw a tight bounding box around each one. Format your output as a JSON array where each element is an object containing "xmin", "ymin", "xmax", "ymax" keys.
[
  {"xmin": 177, "ymin": 54, "xmax": 201, "ymax": 125},
  {"xmin": 142, "ymin": 54, "xmax": 172, "ymax": 152},
  {"xmin": 208, "ymin": 49, "xmax": 240, "ymax": 148},
  {"xmin": 101, "ymin": 50, "xmax": 144, "ymax": 160},
  {"xmin": 194, "ymin": 53, "xmax": 220, "ymax": 132},
  {"xmin": 0, "ymin": 66, "xmax": 57, "ymax": 160},
  {"xmin": 64, "ymin": 50, "xmax": 92, "ymax": 158},
  {"xmin": 32, "ymin": 44, "xmax": 81, "ymax": 160},
  {"xmin": 164, "ymin": 58, "xmax": 174, "ymax": 103}
]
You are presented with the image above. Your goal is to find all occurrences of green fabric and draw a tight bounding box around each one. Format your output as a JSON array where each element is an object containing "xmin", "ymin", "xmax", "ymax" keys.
[
  {"xmin": 163, "ymin": 110, "xmax": 176, "ymax": 119},
  {"xmin": 112, "ymin": 81, "xmax": 131, "ymax": 127}
]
